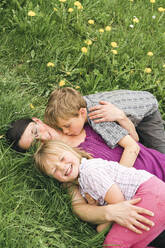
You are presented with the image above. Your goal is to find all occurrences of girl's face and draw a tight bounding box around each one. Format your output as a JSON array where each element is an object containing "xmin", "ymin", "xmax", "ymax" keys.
[{"xmin": 44, "ymin": 150, "xmax": 80, "ymax": 183}]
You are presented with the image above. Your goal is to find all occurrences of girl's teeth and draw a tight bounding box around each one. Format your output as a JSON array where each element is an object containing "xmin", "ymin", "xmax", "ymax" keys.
[{"xmin": 66, "ymin": 165, "xmax": 71, "ymax": 176}]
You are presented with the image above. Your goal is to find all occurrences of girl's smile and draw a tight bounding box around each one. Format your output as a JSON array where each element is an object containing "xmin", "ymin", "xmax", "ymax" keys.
[{"xmin": 65, "ymin": 164, "xmax": 72, "ymax": 176}]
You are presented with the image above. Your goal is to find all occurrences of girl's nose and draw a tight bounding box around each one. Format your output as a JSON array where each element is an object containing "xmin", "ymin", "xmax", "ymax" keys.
[
  {"xmin": 56, "ymin": 162, "xmax": 61, "ymax": 168},
  {"xmin": 56, "ymin": 162, "xmax": 65, "ymax": 171}
]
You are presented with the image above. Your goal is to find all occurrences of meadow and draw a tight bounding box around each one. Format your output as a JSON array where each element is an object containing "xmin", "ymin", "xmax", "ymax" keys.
[{"xmin": 0, "ymin": 0, "xmax": 165, "ymax": 247}]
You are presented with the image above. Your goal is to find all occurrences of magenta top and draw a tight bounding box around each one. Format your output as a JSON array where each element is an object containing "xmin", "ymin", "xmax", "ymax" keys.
[{"xmin": 78, "ymin": 124, "xmax": 165, "ymax": 182}]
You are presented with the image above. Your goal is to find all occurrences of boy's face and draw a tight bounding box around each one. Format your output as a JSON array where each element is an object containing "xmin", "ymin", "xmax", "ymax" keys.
[
  {"xmin": 18, "ymin": 119, "xmax": 56, "ymax": 150},
  {"xmin": 57, "ymin": 110, "xmax": 86, "ymax": 136}
]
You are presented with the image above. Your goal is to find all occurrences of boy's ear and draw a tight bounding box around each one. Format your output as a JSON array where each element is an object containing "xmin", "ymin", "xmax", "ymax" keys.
[
  {"xmin": 79, "ymin": 108, "xmax": 86, "ymax": 116},
  {"xmin": 32, "ymin": 117, "xmax": 43, "ymax": 124}
]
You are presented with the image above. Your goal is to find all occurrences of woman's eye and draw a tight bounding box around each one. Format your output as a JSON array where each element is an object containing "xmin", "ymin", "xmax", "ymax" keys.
[
  {"xmin": 35, "ymin": 130, "xmax": 38, "ymax": 137},
  {"xmin": 33, "ymin": 128, "xmax": 38, "ymax": 137}
]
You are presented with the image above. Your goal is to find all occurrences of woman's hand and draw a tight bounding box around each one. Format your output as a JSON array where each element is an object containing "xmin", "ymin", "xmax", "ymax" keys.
[
  {"xmin": 68, "ymin": 185, "xmax": 154, "ymax": 234},
  {"xmin": 107, "ymin": 198, "xmax": 154, "ymax": 234}
]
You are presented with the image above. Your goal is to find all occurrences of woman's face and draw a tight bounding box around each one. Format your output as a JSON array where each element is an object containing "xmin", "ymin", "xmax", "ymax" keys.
[
  {"xmin": 18, "ymin": 120, "xmax": 56, "ymax": 150},
  {"xmin": 18, "ymin": 118, "xmax": 86, "ymax": 151}
]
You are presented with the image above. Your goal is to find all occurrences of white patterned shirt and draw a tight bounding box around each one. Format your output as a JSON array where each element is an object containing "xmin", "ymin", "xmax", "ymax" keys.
[
  {"xmin": 78, "ymin": 158, "xmax": 153, "ymax": 206},
  {"xmin": 84, "ymin": 90, "xmax": 158, "ymax": 148}
]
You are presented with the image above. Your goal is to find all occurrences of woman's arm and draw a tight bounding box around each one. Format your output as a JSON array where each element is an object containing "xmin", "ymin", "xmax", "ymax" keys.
[
  {"xmin": 118, "ymin": 135, "xmax": 140, "ymax": 167},
  {"xmin": 67, "ymin": 184, "xmax": 154, "ymax": 234},
  {"xmin": 88, "ymin": 101, "xmax": 139, "ymax": 141}
]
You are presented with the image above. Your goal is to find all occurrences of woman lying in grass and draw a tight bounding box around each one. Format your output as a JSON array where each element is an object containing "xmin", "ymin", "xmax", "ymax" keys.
[
  {"xmin": 6, "ymin": 115, "xmax": 165, "ymax": 247},
  {"xmin": 34, "ymin": 140, "xmax": 165, "ymax": 248}
]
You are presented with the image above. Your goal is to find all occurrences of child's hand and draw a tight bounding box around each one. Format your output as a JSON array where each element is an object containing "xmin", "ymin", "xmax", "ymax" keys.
[
  {"xmin": 85, "ymin": 193, "xmax": 98, "ymax": 205},
  {"xmin": 88, "ymin": 101, "xmax": 125, "ymax": 123}
]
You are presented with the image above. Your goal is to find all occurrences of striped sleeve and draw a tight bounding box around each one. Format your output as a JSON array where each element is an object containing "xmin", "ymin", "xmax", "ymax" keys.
[
  {"xmin": 85, "ymin": 97, "xmax": 128, "ymax": 148},
  {"xmin": 89, "ymin": 120, "xmax": 128, "ymax": 148},
  {"xmin": 79, "ymin": 164, "xmax": 115, "ymax": 205}
]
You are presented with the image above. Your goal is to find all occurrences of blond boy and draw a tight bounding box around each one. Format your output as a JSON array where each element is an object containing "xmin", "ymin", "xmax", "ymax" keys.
[{"xmin": 44, "ymin": 87, "xmax": 165, "ymax": 166}]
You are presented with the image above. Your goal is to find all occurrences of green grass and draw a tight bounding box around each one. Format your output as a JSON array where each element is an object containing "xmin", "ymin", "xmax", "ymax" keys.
[{"xmin": 0, "ymin": 0, "xmax": 165, "ymax": 247}]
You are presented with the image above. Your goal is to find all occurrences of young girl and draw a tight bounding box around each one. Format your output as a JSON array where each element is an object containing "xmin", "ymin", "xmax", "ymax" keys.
[{"xmin": 34, "ymin": 140, "xmax": 165, "ymax": 248}]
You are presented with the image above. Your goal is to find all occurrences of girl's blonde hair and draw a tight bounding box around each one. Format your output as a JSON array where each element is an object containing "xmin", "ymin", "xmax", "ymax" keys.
[{"xmin": 34, "ymin": 140, "xmax": 92, "ymax": 175}]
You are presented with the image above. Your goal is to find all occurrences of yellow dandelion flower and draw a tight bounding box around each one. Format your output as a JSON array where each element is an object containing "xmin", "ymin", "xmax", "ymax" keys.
[
  {"xmin": 105, "ymin": 26, "xmax": 112, "ymax": 31},
  {"xmin": 99, "ymin": 28, "xmax": 104, "ymax": 33},
  {"xmin": 150, "ymin": 0, "xmax": 155, "ymax": 3},
  {"xmin": 54, "ymin": 8, "xmax": 58, "ymax": 12},
  {"xmin": 84, "ymin": 39, "xmax": 92, "ymax": 45},
  {"xmin": 88, "ymin": 19, "xmax": 95, "ymax": 25},
  {"xmin": 59, "ymin": 0, "xmax": 66, "ymax": 2},
  {"xmin": 144, "ymin": 68, "xmax": 152, "ymax": 73},
  {"xmin": 68, "ymin": 8, "xmax": 74, "ymax": 12},
  {"xmin": 163, "ymin": 64, "xmax": 165, "ymax": 68},
  {"xmin": 30, "ymin": 103, "xmax": 35, "ymax": 109},
  {"xmin": 47, "ymin": 62, "xmax": 55, "ymax": 67},
  {"xmin": 133, "ymin": 17, "xmax": 139, "ymax": 23},
  {"xmin": 111, "ymin": 50, "xmax": 118, "ymax": 55},
  {"xmin": 75, "ymin": 86, "xmax": 80, "ymax": 89},
  {"xmin": 81, "ymin": 47, "xmax": 88, "ymax": 53},
  {"xmin": 66, "ymin": 72, "xmax": 71, "ymax": 75},
  {"xmin": 77, "ymin": 4, "xmax": 83, "ymax": 9},
  {"xmin": 74, "ymin": 1, "xmax": 83, "ymax": 9},
  {"xmin": 111, "ymin": 42, "xmax": 118, "ymax": 48},
  {"xmin": 147, "ymin": 51, "xmax": 153, "ymax": 56},
  {"xmin": 158, "ymin": 7, "xmax": 165, "ymax": 12},
  {"xmin": 28, "ymin": 11, "xmax": 36, "ymax": 17},
  {"xmin": 0, "ymin": 135, "xmax": 4, "ymax": 139},
  {"xmin": 74, "ymin": 1, "xmax": 81, "ymax": 7},
  {"xmin": 59, "ymin": 80, "xmax": 66, "ymax": 87}
]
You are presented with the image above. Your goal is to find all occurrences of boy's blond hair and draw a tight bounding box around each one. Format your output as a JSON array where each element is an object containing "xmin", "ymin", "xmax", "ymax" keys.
[
  {"xmin": 44, "ymin": 87, "xmax": 86, "ymax": 128},
  {"xmin": 34, "ymin": 140, "xmax": 92, "ymax": 176}
]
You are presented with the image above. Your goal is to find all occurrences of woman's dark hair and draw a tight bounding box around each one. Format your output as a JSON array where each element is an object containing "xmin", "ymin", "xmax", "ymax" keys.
[{"xmin": 6, "ymin": 118, "xmax": 33, "ymax": 153}]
